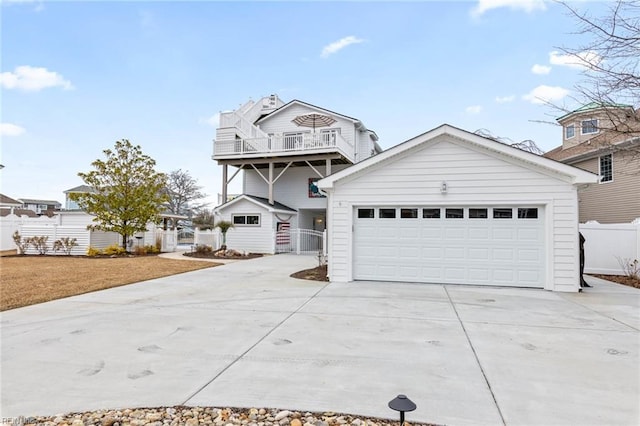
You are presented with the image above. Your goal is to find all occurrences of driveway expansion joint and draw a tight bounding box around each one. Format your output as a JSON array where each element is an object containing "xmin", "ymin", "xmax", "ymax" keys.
[{"xmin": 444, "ymin": 285, "xmax": 507, "ymax": 426}]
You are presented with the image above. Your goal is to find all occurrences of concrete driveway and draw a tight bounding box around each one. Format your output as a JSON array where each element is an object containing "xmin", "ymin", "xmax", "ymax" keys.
[{"xmin": 1, "ymin": 254, "xmax": 638, "ymax": 426}]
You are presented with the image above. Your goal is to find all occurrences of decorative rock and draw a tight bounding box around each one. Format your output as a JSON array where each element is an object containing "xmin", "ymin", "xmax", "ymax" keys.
[
  {"xmin": 275, "ymin": 411, "xmax": 291, "ymax": 421},
  {"xmin": 291, "ymin": 418, "xmax": 302, "ymax": 426},
  {"xmin": 259, "ymin": 409, "xmax": 267, "ymax": 416}
]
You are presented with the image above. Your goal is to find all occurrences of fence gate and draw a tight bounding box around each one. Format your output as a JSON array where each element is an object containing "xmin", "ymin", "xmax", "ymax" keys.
[{"xmin": 275, "ymin": 229, "xmax": 325, "ymax": 254}]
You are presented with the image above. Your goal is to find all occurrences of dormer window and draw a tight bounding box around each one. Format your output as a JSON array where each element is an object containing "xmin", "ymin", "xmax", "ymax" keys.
[
  {"xmin": 565, "ymin": 124, "xmax": 575, "ymax": 139},
  {"xmin": 581, "ymin": 119, "xmax": 598, "ymax": 135}
]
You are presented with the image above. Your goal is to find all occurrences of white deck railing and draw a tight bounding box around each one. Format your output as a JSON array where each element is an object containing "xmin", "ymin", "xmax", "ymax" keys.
[
  {"xmin": 218, "ymin": 110, "xmax": 268, "ymax": 140},
  {"xmin": 275, "ymin": 229, "xmax": 326, "ymax": 255},
  {"xmin": 214, "ymin": 132, "xmax": 354, "ymax": 162}
]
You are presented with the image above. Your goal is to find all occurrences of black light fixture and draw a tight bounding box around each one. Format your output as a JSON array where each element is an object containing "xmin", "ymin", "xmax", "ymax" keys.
[{"xmin": 388, "ymin": 394, "xmax": 417, "ymax": 426}]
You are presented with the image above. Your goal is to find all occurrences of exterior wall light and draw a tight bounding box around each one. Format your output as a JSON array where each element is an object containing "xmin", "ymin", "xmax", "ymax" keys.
[
  {"xmin": 388, "ymin": 394, "xmax": 417, "ymax": 426},
  {"xmin": 440, "ymin": 181, "xmax": 448, "ymax": 194}
]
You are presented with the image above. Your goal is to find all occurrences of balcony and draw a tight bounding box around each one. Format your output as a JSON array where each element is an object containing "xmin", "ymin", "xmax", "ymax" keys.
[{"xmin": 213, "ymin": 131, "xmax": 355, "ymax": 163}]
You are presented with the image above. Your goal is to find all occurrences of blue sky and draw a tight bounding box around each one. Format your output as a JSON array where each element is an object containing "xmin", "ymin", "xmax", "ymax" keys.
[{"xmin": 1, "ymin": 0, "xmax": 609, "ymax": 206}]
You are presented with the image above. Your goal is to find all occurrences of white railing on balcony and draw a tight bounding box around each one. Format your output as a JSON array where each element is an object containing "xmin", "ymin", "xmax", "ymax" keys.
[
  {"xmin": 218, "ymin": 110, "xmax": 268, "ymax": 140},
  {"xmin": 214, "ymin": 131, "xmax": 355, "ymax": 161}
]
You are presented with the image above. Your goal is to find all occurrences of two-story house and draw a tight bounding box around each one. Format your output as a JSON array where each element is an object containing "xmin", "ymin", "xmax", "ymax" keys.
[
  {"xmin": 212, "ymin": 95, "xmax": 381, "ymax": 253},
  {"xmin": 544, "ymin": 103, "xmax": 640, "ymax": 223},
  {"xmin": 18, "ymin": 198, "xmax": 61, "ymax": 216}
]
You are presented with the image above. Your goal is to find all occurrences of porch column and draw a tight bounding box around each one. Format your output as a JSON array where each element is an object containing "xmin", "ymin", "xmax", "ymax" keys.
[
  {"xmin": 222, "ymin": 164, "xmax": 228, "ymax": 204},
  {"xmin": 268, "ymin": 162, "xmax": 274, "ymax": 205},
  {"xmin": 326, "ymin": 158, "xmax": 331, "ymax": 176}
]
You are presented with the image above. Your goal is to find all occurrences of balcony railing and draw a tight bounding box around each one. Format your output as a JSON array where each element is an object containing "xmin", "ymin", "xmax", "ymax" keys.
[{"xmin": 214, "ymin": 131, "xmax": 355, "ymax": 162}]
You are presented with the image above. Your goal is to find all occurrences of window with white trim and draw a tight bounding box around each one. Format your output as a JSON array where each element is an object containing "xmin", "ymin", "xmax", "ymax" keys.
[
  {"xmin": 565, "ymin": 124, "xmax": 575, "ymax": 139},
  {"xmin": 581, "ymin": 119, "xmax": 598, "ymax": 135},
  {"xmin": 232, "ymin": 214, "xmax": 261, "ymax": 226},
  {"xmin": 599, "ymin": 154, "xmax": 613, "ymax": 183}
]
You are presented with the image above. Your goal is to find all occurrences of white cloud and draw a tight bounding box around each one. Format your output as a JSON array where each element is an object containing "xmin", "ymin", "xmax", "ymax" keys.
[
  {"xmin": 531, "ymin": 64, "xmax": 551, "ymax": 75},
  {"xmin": 522, "ymin": 85, "xmax": 570, "ymax": 105},
  {"xmin": 200, "ymin": 113, "xmax": 220, "ymax": 128},
  {"xmin": 471, "ymin": 0, "xmax": 546, "ymax": 17},
  {"xmin": 495, "ymin": 95, "xmax": 516, "ymax": 103},
  {"xmin": 0, "ymin": 123, "xmax": 26, "ymax": 137},
  {"xmin": 465, "ymin": 105, "xmax": 483, "ymax": 114},
  {"xmin": 1, "ymin": 0, "xmax": 44, "ymax": 12},
  {"xmin": 321, "ymin": 36, "xmax": 365, "ymax": 58},
  {"xmin": 549, "ymin": 50, "xmax": 601, "ymax": 69},
  {"xmin": 0, "ymin": 66, "xmax": 73, "ymax": 91}
]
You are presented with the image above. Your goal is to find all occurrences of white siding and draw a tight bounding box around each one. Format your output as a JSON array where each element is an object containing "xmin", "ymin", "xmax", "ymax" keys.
[
  {"xmin": 257, "ymin": 103, "xmax": 358, "ymax": 153},
  {"xmin": 217, "ymin": 198, "xmax": 297, "ymax": 254},
  {"xmin": 244, "ymin": 164, "xmax": 351, "ymax": 210},
  {"xmin": 327, "ymin": 137, "xmax": 581, "ymax": 292}
]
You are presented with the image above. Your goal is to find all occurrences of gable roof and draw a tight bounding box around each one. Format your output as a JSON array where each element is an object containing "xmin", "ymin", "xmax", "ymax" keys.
[
  {"xmin": 64, "ymin": 184, "xmax": 95, "ymax": 193},
  {"xmin": 318, "ymin": 124, "xmax": 599, "ymax": 189},
  {"xmin": 0, "ymin": 193, "xmax": 22, "ymax": 206},
  {"xmin": 254, "ymin": 99, "xmax": 378, "ymax": 139},
  {"xmin": 214, "ymin": 194, "xmax": 297, "ymax": 214}
]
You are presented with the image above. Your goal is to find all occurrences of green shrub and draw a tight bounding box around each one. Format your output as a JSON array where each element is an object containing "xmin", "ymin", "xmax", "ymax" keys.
[
  {"xmin": 103, "ymin": 244, "xmax": 127, "ymax": 256},
  {"xmin": 86, "ymin": 246, "xmax": 102, "ymax": 257}
]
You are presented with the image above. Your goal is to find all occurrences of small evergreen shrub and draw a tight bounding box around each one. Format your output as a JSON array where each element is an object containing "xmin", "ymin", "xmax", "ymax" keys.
[
  {"xmin": 86, "ymin": 246, "xmax": 102, "ymax": 257},
  {"xmin": 103, "ymin": 244, "xmax": 127, "ymax": 256}
]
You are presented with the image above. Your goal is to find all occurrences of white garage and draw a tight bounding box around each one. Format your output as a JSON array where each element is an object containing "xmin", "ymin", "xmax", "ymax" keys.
[{"xmin": 318, "ymin": 125, "xmax": 598, "ymax": 292}]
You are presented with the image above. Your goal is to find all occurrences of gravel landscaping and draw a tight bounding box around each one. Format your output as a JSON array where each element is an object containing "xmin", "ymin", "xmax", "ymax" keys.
[{"xmin": 17, "ymin": 406, "xmax": 436, "ymax": 426}]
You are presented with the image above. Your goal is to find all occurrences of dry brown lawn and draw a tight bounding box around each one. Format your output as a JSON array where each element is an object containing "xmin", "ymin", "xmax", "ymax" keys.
[{"xmin": 0, "ymin": 255, "xmax": 220, "ymax": 311}]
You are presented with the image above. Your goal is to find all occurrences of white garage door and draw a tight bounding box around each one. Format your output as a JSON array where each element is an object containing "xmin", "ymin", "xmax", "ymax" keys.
[{"xmin": 353, "ymin": 206, "xmax": 545, "ymax": 288}]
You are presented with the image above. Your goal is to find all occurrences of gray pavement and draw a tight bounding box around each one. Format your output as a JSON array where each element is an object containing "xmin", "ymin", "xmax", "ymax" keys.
[{"xmin": 1, "ymin": 254, "xmax": 638, "ymax": 426}]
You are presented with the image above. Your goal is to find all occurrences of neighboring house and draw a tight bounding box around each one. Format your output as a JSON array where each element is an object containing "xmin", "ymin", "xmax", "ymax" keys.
[
  {"xmin": 18, "ymin": 198, "xmax": 61, "ymax": 216},
  {"xmin": 0, "ymin": 193, "xmax": 30, "ymax": 217},
  {"xmin": 544, "ymin": 103, "xmax": 640, "ymax": 223},
  {"xmin": 63, "ymin": 184, "xmax": 95, "ymax": 210},
  {"xmin": 318, "ymin": 124, "xmax": 598, "ymax": 292},
  {"xmin": 213, "ymin": 95, "xmax": 381, "ymax": 253}
]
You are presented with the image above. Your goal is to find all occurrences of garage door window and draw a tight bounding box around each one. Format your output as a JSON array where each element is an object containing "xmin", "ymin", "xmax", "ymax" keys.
[
  {"xmin": 379, "ymin": 208, "xmax": 396, "ymax": 218},
  {"xmin": 445, "ymin": 208, "xmax": 464, "ymax": 219},
  {"xmin": 401, "ymin": 208, "xmax": 418, "ymax": 218},
  {"xmin": 493, "ymin": 208, "xmax": 513, "ymax": 219},
  {"xmin": 358, "ymin": 208, "xmax": 375, "ymax": 218},
  {"xmin": 423, "ymin": 208, "xmax": 441, "ymax": 218},
  {"xmin": 518, "ymin": 208, "xmax": 538, "ymax": 219},
  {"xmin": 469, "ymin": 208, "xmax": 488, "ymax": 219}
]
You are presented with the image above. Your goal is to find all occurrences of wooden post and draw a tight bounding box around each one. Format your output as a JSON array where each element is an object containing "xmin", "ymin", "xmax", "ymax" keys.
[{"xmin": 326, "ymin": 158, "xmax": 332, "ymax": 176}]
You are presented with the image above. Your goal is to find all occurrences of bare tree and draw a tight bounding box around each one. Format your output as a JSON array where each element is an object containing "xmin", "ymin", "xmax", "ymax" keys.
[
  {"xmin": 474, "ymin": 129, "xmax": 544, "ymax": 155},
  {"xmin": 555, "ymin": 0, "xmax": 639, "ymax": 139},
  {"xmin": 165, "ymin": 169, "xmax": 207, "ymax": 217}
]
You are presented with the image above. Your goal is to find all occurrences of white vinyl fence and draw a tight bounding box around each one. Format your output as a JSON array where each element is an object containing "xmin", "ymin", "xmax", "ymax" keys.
[
  {"xmin": 193, "ymin": 228, "xmax": 220, "ymax": 249},
  {"xmin": 1, "ymin": 213, "xmax": 179, "ymax": 254},
  {"xmin": 580, "ymin": 220, "xmax": 640, "ymax": 275},
  {"xmin": 0, "ymin": 214, "xmax": 59, "ymax": 251},
  {"xmin": 275, "ymin": 229, "xmax": 326, "ymax": 255}
]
